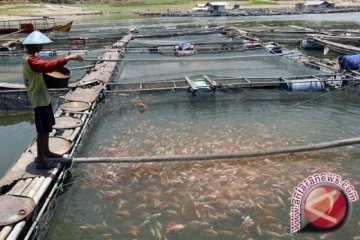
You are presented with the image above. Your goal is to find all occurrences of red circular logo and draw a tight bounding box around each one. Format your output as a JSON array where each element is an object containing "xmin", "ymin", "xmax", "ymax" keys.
[{"xmin": 304, "ymin": 185, "xmax": 348, "ymax": 230}]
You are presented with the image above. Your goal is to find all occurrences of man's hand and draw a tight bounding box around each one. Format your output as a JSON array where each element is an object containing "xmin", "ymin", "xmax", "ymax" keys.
[{"xmin": 65, "ymin": 55, "xmax": 84, "ymax": 62}]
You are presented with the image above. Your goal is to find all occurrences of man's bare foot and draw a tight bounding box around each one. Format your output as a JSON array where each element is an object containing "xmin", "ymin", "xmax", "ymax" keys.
[
  {"xmin": 34, "ymin": 156, "xmax": 46, "ymax": 165},
  {"xmin": 36, "ymin": 161, "xmax": 57, "ymax": 170},
  {"xmin": 45, "ymin": 151, "xmax": 63, "ymax": 158}
]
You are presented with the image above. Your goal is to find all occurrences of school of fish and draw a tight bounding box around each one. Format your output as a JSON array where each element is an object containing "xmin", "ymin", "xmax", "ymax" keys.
[{"xmin": 68, "ymin": 111, "xmax": 360, "ymax": 240}]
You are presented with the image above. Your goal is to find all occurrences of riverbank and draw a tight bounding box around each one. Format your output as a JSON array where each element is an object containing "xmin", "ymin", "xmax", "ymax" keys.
[
  {"xmin": 0, "ymin": 4, "xmax": 99, "ymax": 20},
  {"xmin": 0, "ymin": 11, "xmax": 360, "ymax": 239},
  {"xmin": 0, "ymin": 1, "xmax": 360, "ymax": 20}
]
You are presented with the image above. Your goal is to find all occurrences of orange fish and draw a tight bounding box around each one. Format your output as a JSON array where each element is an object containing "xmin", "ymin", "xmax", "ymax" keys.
[
  {"xmin": 202, "ymin": 229, "xmax": 218, "ymax": 237},
  {"xmin": 135, "ymin": 101, "xmax": 147, "ymax": 113},
  {"xmin": 166, "ymin": 224, "xmax": 186, "ymax": 233}
]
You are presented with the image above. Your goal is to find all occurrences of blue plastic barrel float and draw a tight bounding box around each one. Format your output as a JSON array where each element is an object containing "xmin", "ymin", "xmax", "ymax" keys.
[
  {"xmin": 178, "ymin": 42, "xmax": 192, "ymax": 50},
  {"xmin": 299, "ymin": 39, "xmax": 324, "ymax": 50},
  {"xmin": 269, "ymin": 46, "xmax": 282, "ymax": 54},
  {"xmin": 279, "ymin": 79, "xmax": 325, "ymax": 91},
  {"xmin": 338, "ymin": 53, "xmax": 360, "ymax": 71}
]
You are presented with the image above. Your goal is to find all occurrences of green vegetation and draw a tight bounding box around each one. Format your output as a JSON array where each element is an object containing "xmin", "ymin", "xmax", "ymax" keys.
[
  {"xmin": 0, "ymin": 1, "xmax": 284, "ymax": 18},
  {"xmin": 75, "ymin": 0, "xmax": 281, "ymax": 14},
  {"xmin": 76, "ymin": 1, "xmax": 195, "ymax": 12},
  {"xmin": 249, "ymin": 0, "xmax": 277, "ymax": 5},
  {"xmin": 0, "ymin": 5, "xmax": 43, "ymax": 15}
]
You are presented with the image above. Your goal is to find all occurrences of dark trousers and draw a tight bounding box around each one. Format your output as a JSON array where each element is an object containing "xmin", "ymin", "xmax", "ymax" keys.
[{"xmin": 34, "ymin": 103, "xmax": 55, "ymax": 134}]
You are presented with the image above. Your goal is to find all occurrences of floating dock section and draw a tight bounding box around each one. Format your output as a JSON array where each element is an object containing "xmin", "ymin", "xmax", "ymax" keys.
[
  {"xmin": 312, "ymin": 37, "xmax": 360, "ymax": 55},
  {"xmin": 0, "ymin": 33, "xmax": 133, "ymax": 240},
  {"xmin": 217, "ymin": 26, "xmax": 340, "ymax": 72},
  {"xmin": 106, "ymin": 73, "xmax": 358, "ymax": 96}
]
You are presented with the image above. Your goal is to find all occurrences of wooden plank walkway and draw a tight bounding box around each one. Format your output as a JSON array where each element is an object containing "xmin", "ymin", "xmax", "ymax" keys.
[
  {"xmin": 0, "ymin": 33, "xmax": 132, "ymax": 240},
  {"xmin": 312, "ymin": 37, "xmax": 360, "ymax": 54}
]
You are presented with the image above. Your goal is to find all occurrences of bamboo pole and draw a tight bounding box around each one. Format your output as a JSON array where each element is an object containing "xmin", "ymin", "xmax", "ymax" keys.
[
  {"xmin": 83, "ymin": 53, "xmax": 286, "ymax": 62},
  {"xmin": 68, "ymin": 65, "xmax": 95, "ymax": 70},
  {"xmin": 83, "ymin": 58, "xmax": 122, "ymax": 62},
  {"xmin": 23, "ymin": 171, "xmax": 65, "ymax": 240},
  {"xmin": 22, "ymin": 177, "xmax": 39, "ymax": 196},
  {"xmin": 16, "ymin": 178, "xmax": 33, "ymax": 195},
  {"xmin": 0, "ymin": 226, "xmax": 12, "ymax": 240},
  {"xmin": 9, "ymin": 178, "xmax": 32, "ymax": 195},
  {"xmin": 105, "ymin": 87, "xmax": 186, "ymax": 93},
  {"xmin": 0, "ymin": 179, "xmax": 27, "ymax": 240},
  {"xmin": 33, "ymin": 166, "xmax": 60, "ymax": 204},
  {"xmin": 63, "ymin": 137, "xmax": 360, "ymax": 164},
  {"xmin": 6, "ymin": 180, "xmax": 24, "ymax": 195},
  {"xmin": 6, "ymin": 167, "xmax": 60, "ymax": 240},
  {"xmin": 105, "ymin": 78, "xmax": 356, "ymax": 93},
  {"xmin": 6, "ymin": 222, "xmax": 25, "ymax": 240},
  {"xmin": 27, "ymin": 177, "xmax": 46, "ymax": 198},
  {"xmin": 0, "ymin": 29, "xmax": 22, "ymax": 39},
  {"xmin": 350, "ymin": 70, "xmax": 360, "ymax": 76}
]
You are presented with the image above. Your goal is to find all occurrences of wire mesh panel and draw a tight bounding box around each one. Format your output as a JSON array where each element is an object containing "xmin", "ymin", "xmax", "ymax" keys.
[{"xmin": 46, "ymin": 88, "xmax": 360, "ymax": 240}]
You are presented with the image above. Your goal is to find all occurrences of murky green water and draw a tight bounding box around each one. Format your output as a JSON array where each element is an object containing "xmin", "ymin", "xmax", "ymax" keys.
[
  {"xmin": 119, "ymin": 50, "xmax": 323, "ymax": 83},
  {"xmin": 75, "ymin": 12, "xmax": 360, "ymax": 29},
  {"xmin": 0, "ymin": 12, "xmax": 360, "ymax": 239},
  {"xmin": 46, "ymin": 90, "xmax": 360, "ymax": 240},
  {"xmin": 0, "ymin": 111, "xmax": 34, "ymax": 177},
  {"xmin": 119, "ymin": 31, "xmax": 324, "ymax": 83}
]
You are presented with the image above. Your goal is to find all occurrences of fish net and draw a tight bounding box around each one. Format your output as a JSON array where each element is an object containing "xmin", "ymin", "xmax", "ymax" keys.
[
  {"xmin": 46, "ymin": 88, "xmax": 360, "ymax": 239},
  {"xmin": 117, "ymin": 35, "xmax": 324, "ymax": 84},
  {"xmin": 44, "ymin": 27, "xmax": 360, "ymax": 240}
]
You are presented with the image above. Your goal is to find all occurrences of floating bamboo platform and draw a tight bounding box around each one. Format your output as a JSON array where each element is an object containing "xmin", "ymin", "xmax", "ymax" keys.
[
  {"xmin": 243, "ymin": 29, "xmax": 318, "ymax": 44},
  {"xmin": 0, "ymin": 33, "xmax": 133, "ymax": 240},
  {"xmin": 308, "ymin": 34, "xmax": 360, "ymax": 47},
  {"xmin": 142, "ymin": 6, "xmax": 360, "ymax": 18},
  {"xmin": 134, "ymin": 29, "xmax": 217, "ymax": 39},
  {"xmin": 312, "ymin": 37, "xmax": 360, "ymax": 55},
  {"xmin": 137, "ymin": 11, "xmax": 162, "ymax": 17},
  {"xmin": 218, "ymin": 26, "xmax": 341, "ymax": 72},
  {"xmin": 0, "ymin": 27, "xmax": 349, "ymax": 110},
  {"xmin": 106, "ymin": 73, "xmax": 358, "ymax": 96}
]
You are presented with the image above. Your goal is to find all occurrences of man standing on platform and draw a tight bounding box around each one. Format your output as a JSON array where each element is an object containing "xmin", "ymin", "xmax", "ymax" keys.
[{"xmin": 22, "ymin": 30, "xmax": 83, "ymax": 169}]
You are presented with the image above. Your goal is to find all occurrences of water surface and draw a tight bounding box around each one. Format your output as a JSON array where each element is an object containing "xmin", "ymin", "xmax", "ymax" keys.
[{"xmin": 47, "ymin": 90, "xmax": 360, "ymax": 240}]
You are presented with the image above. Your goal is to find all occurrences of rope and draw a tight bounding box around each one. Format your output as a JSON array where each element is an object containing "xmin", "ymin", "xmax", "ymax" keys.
[{"xmin": 55, "ymin": 152, "xmax": 77, "ymax": 190}]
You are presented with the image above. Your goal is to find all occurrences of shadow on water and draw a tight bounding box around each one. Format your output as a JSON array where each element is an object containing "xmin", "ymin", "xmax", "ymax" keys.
[
  {"xmin": 0, "ymin": 110, "xmax": 33, "ymax": 125},
  {"xmin": 0, "ymin": 110, "xmax": 35, "ymax": 178}
]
